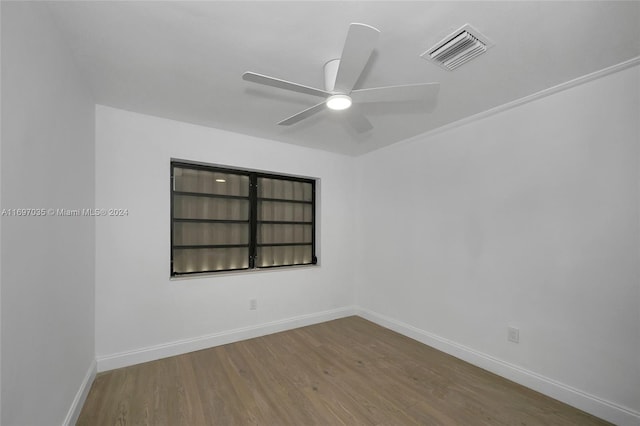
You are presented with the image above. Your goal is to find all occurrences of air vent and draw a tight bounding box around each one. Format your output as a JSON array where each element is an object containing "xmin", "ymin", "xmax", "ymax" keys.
[{"xmin": 421, "ymin": 24, "xmax": 493, "ymax": 71}]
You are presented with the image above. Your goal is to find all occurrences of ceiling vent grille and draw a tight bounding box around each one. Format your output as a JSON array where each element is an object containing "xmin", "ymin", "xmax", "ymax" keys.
[{"xmin": 421, "ymin": 24, "xmax": 493, "ymax": 71}]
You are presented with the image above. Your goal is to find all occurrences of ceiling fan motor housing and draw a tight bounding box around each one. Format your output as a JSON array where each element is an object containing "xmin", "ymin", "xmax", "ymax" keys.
[{"xmin": 324, "ymin": 59, "xmax": 341, "ymax": 92}]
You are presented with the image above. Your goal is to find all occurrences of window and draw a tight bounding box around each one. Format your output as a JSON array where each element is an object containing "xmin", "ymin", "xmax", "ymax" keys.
[{"xmin": 171, "ymin": 161, "xmax": 317, "ymax": 276}]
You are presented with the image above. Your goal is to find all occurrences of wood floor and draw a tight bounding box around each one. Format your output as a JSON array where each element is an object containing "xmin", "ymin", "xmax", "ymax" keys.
[{"xmin": 78, "ymin": 316, "xmax": 609, "ymax": 425}]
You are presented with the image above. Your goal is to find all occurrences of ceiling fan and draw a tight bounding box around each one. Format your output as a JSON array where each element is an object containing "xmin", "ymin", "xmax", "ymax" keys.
[{"xmin": 242, "ymin": 23, "xmax": 440, "ymax": 133}]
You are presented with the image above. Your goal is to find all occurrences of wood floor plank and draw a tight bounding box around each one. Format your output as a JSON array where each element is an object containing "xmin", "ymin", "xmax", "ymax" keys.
[{"xmin": 78, "ymin": 317, "xmax": 611, "ymax": 425}]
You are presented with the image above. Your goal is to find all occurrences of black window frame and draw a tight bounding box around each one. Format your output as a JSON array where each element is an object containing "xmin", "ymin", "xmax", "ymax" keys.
[{"xmin": 170, "ymin": 160, "xmax": 317, "ymax": 277}]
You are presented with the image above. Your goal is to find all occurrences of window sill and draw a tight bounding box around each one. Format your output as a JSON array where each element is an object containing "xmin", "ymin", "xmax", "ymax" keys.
[{"xmin": 169, "ymin": 263, "xmax": 320, "ymax": 281}]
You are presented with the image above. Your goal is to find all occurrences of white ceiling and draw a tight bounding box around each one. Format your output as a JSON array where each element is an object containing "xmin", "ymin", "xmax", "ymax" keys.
[{"xmin": 47, "ymin": 1, "xmax": 640, "ymax": 156}]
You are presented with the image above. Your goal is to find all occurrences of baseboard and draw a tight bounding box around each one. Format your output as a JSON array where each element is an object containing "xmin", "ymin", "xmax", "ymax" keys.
[
  {"xmin": 97, "ymin": 306, "xmax": 357, "ymax": 372},
  {"xmin": 356, "ymin": 307, "xmax": 640, "ymax": 426},
  {"xmin": 63, "ymin": 359, "xmax": 97, "ymax": 426}
]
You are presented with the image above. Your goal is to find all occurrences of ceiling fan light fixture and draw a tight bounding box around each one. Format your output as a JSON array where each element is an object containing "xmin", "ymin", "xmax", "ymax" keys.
[{"xmin": 326, "ymin": 94, "xmax": 352, "ymax": 111}]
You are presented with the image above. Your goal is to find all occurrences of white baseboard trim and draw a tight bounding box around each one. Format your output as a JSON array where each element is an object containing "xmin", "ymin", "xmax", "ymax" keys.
[
  {"xmin": 97, "ymin": 306, "xmax": 357, "ymax": 372},
  {"xmin": 63, "ymin": 359, "xmax": 97, "ymax": 426},
  {"xmin": 356, "ymin": 307, "xmax": 640, "ymax": 426}
]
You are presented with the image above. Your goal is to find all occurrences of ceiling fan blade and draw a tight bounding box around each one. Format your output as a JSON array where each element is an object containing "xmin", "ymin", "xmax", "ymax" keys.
[
  {"xmin": 333, "ymin": 23, "xmax": 380, "ymax": 93},
  {"xmin": 278, "ymin": 102, "xmax": 327, "ymax": 126},
  {"xmin": 243, "ymin": 72, "xmax": 330, "ymax": 98},
  {"xmin": 351, "ymin": 83, "xmax": 440, "ymax": 103},
  {"xmin": 344, "ymin": 106, "xmax": 373, "ymax": 133}
]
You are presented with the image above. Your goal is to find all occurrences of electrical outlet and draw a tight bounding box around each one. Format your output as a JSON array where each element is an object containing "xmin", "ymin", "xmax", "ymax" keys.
[
  {"xmin": 249, "ymin": 299, "xmax": 257, "ymax": 310},
  {"xmin": 508, "ymin": 326, "xmax": 520, "ymax": 343}
]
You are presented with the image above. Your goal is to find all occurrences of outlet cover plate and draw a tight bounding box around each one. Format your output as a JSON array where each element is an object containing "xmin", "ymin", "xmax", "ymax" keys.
[{"xmin": 508, "ymin": 326, "xmax": 520, "ymax": 343}]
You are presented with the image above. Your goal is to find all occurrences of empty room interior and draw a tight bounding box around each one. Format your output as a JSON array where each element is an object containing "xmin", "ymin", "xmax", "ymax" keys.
[{"xmin": 1, "ymin": 1, "xmax": 639, "ymax": 425}]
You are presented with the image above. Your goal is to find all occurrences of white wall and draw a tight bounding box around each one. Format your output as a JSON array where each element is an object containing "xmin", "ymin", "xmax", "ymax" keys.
[
  {"xmin": 95, "ymin": 106, "xmax": 356, "ymax": 369},
  {"xmin": 1, "ymin": 3, "xmax": 96, "ymax": 425},
  {"xmin": 356, "ymin": 65, "xmax": 640, "ymax": 424}
]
